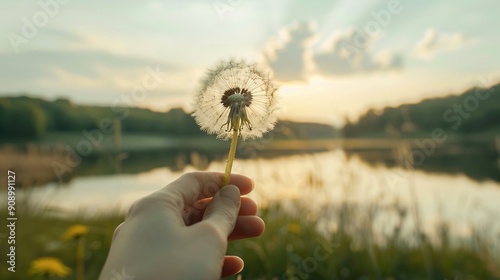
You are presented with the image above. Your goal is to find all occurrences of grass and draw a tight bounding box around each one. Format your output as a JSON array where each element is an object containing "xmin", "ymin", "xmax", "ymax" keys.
[
  {"xmin": 1, "ymin": 199, "xmax": 499, "ymax": 280},
  {"xmin": 230, "ymin": 203, "xmax": 500, "ymax": 279},
  {"xmin": 0, "ymin": 208, "xmax": 122, "ymax": 280}
]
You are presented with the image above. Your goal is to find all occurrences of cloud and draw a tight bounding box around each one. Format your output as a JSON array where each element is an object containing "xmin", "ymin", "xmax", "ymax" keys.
[
  {"xmin": 414, "ymin": 29, "xmax": 470, "ymax": 59},
  {"xmin": 263, "ymin": 24, "xmax": 402, "ymax": 81},
  {"xmin": 313, "ymin": 29, "xmax": 402, "ymax": 76},
  {"xmin": 263, "ymin": 22, "xmax": 315, "ymax": 82}
]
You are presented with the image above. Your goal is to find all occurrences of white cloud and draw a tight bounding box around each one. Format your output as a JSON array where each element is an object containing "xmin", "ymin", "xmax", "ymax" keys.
[
  {"xmin": 263, "ymin": 23, "xmax": 402, "ymax": 82},
  {"xmin": 263, "ymin": 21, "xmax": 316, "ymax": 82},
  {"xmin": 414, "ymin": 29, "xmax": 471, "ymax": 59},
  {"xmin": 313, "ymin": 28, "xmax": 402, "ymax": 76}
]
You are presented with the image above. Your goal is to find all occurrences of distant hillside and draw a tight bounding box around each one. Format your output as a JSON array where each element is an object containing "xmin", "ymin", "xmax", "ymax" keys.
[
  {"xmin": 343, "ymin": 83, "xmax": 500, "ymax": 139},
  {"xmin": 0, "ymin": 96, "xmax": 338, "ymax": 141}
]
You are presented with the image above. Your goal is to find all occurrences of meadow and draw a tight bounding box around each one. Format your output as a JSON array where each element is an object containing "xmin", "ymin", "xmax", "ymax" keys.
[{"xmin": 1, "ymin": 192, "xmax": 499, "ymax": 280}]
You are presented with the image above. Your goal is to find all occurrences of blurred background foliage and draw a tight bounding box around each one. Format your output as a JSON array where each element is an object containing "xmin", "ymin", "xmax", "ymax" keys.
[
  {"xmin": 343, "ymin": 83, "xmax": 500, "ymax": 139},
  {"xmin": 0, "ymin": 95, "xmax": 338, "ymax": 141}
]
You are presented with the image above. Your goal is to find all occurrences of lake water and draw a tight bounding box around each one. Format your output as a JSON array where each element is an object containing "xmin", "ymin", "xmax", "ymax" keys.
[{"xmin": 11, "ymin": 148, "xmax": 500, "ymax": 241}]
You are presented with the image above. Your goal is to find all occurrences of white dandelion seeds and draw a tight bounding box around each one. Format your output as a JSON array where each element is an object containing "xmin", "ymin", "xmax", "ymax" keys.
[
  {"xmin": 192, "ymin": 58, "xmax": 278, "ymax": 140},
  {"xmin": 192, "ymin": 58, "xmax": 278, "ymax": 185}
]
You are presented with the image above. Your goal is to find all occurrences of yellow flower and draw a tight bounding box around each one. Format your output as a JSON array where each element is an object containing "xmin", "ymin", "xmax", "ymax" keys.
[
  {"xmin": 288, "ymin": 223, "xmax": 301, "ymax": 234},
  {"xmin": 62, "ymin": 224, "xmax": 89, "ymax": 241},
  {"xmin": 28, "ymin": 257, "xmax": 71, "ymax": 278}
]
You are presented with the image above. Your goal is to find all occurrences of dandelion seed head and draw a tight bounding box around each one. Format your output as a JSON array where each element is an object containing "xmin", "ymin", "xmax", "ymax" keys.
[{"xmin": 192, "ymin": 58, "xmax": 278, "ymax": 140}]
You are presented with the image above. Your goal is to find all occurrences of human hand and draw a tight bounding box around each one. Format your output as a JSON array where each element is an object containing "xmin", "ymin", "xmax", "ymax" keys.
[{"xmin": 99, "ymin": 172, "xmax": 265, "ymax": 280}]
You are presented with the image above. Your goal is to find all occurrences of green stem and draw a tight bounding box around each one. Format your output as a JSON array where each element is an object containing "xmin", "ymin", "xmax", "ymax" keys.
[
  {"xmin": 223, "ymin": 118, "xmax": 240, "ymax": 186},
  {"xmin": 76, "ymin": 237, "xmax": 85, "ymax": 280}
]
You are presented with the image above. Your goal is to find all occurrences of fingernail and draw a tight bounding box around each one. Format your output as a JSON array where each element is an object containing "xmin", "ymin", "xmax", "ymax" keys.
[{"xmin": 220, "ymin": 185, "xmax": 240, "ymax": 206}]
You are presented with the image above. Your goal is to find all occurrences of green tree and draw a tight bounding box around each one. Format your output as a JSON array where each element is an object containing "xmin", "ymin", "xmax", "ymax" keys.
[{"xmin": 6, "ymin": 103, "xmax": 47, "ymax": 138}]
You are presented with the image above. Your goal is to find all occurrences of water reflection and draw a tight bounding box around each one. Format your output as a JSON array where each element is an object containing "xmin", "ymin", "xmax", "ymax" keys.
[
  {"xmin": 2, "ymin": 140, "xmax": 498, "ymax": 189},
  {"xmin": 13, "ymin": 151, "xmax": 500, "ymax": 227},
  {"xmin": 343, "ymin": 140, "xmax": 500, "ymax": 183}
]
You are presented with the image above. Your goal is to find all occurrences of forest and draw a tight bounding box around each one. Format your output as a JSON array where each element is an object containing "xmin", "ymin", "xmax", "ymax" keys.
[
  {"xmin": 0, "ymin": 96, "xmax": 338, "ymax": 141},
  {"xmin": 343, "ymin": 83, "xmax": 500, "ymax": 139}
]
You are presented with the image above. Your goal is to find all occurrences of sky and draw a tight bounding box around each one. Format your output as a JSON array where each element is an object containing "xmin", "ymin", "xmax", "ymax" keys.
[{"xmin": 1, "ymin": 0, "xmax": 499, "ymax": 126}]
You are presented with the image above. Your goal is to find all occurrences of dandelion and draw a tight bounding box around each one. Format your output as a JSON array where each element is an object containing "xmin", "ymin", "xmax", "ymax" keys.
[
  {"xmin": 28, "ymin": 257, "xmax": 71, "ymax": 279},
  {"xmin": 62, "ymin": 224, "xmax": 88, "ymax": 280},
  {"xmin": 61, "ymin": 224, "xmax": 89, "ymax": 241},
  {"xmin": 193, "ymin": 58, "xmax": 278, "ymax": 184}
]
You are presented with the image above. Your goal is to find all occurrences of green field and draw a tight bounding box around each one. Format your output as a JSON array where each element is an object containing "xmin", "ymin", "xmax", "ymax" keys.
[{"xmin": 1, "ymin": 200, "xmax": 499, "ymax": 280}]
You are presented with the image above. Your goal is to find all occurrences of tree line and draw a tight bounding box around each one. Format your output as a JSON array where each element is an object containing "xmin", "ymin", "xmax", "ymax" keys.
[
  {"xmin": 0, "ymin": 96, "xmax": 202, "ymax": 139},
  {"xmin": 0, "ymin": 96, "xmax": 338, "ymax": 140},
  {"xmin": 343, "ymin": 83, "xmax": 500, "ymax": 138}
]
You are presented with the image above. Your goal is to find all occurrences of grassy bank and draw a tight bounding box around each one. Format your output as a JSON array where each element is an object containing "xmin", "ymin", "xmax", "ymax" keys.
[{"xmin": 1, "ymin": 200, "xmax": 499, "ymax": 280}]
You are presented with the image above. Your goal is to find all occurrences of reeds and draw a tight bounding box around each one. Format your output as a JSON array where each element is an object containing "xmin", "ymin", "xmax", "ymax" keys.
[{"xmin": 0, "ymin": 144, "xmax": 67, "ymax": 189}]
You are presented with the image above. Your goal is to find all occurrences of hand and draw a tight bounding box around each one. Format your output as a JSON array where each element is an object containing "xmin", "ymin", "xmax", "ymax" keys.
[{"xmin": 99, "ymin": 172, "xmax": 265, "ymax": 280}]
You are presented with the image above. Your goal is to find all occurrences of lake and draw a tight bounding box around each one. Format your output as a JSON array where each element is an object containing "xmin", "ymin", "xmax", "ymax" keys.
[{"xmin": 7, "ymin": 143, "xmax": 500, "ymax": 242}]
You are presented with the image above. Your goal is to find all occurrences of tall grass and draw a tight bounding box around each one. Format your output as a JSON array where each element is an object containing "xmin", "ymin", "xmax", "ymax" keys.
[
  {"xmin": 228, "ymin": 202, "xmax": 500, "ymax": 279},
  {"xmin": 1, "ymin": 196, "xmax": 499, "ymax": 280}
]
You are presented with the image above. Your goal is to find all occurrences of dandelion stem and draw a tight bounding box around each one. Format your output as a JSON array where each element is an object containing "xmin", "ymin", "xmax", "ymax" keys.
[{"xmin": 223, "ymin": 118, "xmax": 240, "ymax": 185}]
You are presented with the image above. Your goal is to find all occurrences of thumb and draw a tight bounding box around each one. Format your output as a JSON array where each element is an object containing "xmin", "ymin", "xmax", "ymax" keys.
[{"xmin": 202, "ymin": 185, "xmax": 241, "ymax": 237}]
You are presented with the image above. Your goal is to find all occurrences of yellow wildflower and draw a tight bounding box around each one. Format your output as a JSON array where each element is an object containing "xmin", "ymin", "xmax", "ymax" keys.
[
  {"xmin": 62, "ymin": 224, "xmax": 89, "ymax": 241},
  {"xmin": 28, "ymin": 257, "xmax": 71, "ymax": 278}
]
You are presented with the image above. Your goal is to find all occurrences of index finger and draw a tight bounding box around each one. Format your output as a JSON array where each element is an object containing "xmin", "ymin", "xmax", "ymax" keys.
[{"xmin": 154, "ymin": 172, "xmax": 254, "ymax": 211}]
